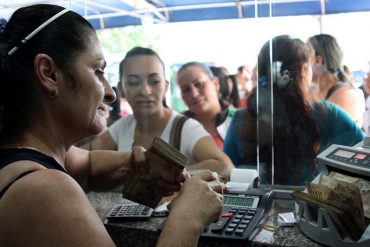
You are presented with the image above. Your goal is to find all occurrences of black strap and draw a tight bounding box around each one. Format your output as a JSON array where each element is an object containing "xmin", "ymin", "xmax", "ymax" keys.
[
  {"xmin": 0, "ymin": 148, "xmax": 66, "ymax": 172},
  {"xmin": 0, "ymin": 170, "xmax": 37, "ymax": 198},
  {"xmin": 325, "ymin": 82, "xmax": 353, "ymax": 99},
  {"xmin": 169, "ymin": 115, "xmax": 188, "ymax": 150},
  {"xmin": 0, "ymin": 148, "xmax": 66, "ymax": 199}
]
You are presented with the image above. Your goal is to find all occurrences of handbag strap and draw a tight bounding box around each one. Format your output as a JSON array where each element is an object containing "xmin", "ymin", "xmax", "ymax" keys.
[{"xmin": 169, "ymin": 115, "xmax": 188, "ymax": 150}]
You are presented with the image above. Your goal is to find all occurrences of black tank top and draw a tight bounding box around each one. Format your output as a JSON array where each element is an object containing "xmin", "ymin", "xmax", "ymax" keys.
[{"xmin": 0, "ymin": 148, "xmax": 66, "ymax": 198}]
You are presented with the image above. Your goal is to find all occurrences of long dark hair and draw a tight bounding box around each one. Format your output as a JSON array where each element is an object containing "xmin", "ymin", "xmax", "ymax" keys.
[
  {"xmin": 210, "ymin": 66, "xmax": 240, "ymax": 108},
  {"xmin": 0, "ymin": 4, "xmax": 95, "ymax": 144},
  {"xmin": 227, "ymin": 74, "xmax": 241, "ymax": 108},
  {"xmin": 243, "ymin": 35, "xmax": 320, "ymax": 185}
]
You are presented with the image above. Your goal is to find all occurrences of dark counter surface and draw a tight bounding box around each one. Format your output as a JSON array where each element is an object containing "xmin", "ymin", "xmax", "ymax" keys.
[{"xmin": 87, "ymin": 191, "xmax": 324, "ymax": 247}]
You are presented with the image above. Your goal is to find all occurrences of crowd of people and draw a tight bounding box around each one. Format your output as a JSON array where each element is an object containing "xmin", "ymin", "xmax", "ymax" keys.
[{"xmin": 0, "ymin": 3, "xmax": 368, "ymax": 246}]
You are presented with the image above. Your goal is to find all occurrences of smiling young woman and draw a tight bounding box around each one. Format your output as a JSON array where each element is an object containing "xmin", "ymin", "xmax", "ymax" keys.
[{"xmin": 88, "ymin": 47, "xmax": 234, "ymax": 179}]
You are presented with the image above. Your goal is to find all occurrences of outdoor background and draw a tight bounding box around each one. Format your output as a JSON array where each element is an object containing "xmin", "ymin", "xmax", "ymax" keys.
[{"xmin": 97, "ymin": 11, "xmax": 370, "ymax": 111}]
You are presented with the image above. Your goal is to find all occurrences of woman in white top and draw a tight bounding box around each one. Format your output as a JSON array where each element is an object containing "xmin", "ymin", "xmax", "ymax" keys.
[{"xmin": 90, "ymin": 47, "xmax": 234, "ymax": 179}]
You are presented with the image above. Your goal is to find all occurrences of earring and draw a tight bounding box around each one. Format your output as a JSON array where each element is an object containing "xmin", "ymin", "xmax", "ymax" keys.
[{"xmin": 49, "ymin": 89, "xmax": 59, "ymax": 99}]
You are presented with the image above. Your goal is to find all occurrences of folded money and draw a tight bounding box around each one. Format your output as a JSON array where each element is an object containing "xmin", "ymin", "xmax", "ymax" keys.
[{"xmin": 122, "ymin": 137, "xmax": 186, "ymax": 208}]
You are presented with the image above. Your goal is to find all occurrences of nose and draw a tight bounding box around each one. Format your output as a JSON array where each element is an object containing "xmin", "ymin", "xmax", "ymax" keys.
[
  {"xmin": 189, "ymin": 85, "xmax": 199, "ymax": 99},
  {"xmin": 103, "ymin": 81, "xmax": 116, "ymax": 104},
  {"xmin": 140, "ymin": 81, "xmax": 152, "ymax": 95}
]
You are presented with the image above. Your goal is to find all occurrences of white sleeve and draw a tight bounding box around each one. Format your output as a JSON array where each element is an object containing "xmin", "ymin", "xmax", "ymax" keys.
[
  {"xmin": 180, "ymin": 118, "xmax": 210, "ymax": 163},
  {"xmin": 108, "ymin": 117, "xmax": 124, "ymax": 145},
  {"xmin": 108, "ymin": 115, "xmax": 136, "ymax": 152}
]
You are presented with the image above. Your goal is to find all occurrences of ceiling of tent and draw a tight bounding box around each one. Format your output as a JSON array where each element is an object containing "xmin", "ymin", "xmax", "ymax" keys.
[{"xmin": 1, "ymin": 0, "xmax": 370, "ymax": 29}]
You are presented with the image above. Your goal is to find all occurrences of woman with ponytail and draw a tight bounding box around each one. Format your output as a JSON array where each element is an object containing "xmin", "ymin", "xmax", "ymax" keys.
[
  {"xmin": 308, "ymin": 33, "xmax": 365, "ymax": 128},
  {"xmin": 223, "ymin": 35, "xmax": 364, "ymax": 185}
]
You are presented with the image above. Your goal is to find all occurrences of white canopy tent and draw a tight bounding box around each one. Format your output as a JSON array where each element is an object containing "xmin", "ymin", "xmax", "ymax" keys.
[{"xmin": 1, "ymin": 0, "xmax": 370, "ymax": 29}]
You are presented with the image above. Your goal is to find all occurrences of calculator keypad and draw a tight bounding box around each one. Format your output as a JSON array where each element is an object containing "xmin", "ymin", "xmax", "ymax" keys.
[
  {"xmin": 203, "ymin": 206, "xmax": 263, "ymax": 240},
  {"xmin": 223, "ymin": 208, "xmax": 256, "ymax": 235},
  {"xmin": 107, "ymin": 203, "xmax": 153, "ymax": 221}
]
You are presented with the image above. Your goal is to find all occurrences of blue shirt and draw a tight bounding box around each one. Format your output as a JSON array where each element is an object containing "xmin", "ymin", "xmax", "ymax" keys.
[{"xmin": 223, "ymin": 101, "xmax": 365, "ymax": 184}]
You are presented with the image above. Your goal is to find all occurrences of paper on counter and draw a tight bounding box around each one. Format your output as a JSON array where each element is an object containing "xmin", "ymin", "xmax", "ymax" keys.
[
  {"xmin": 154, "ymin": 201, "xmax": 170, "ymax": 213},
  {"xmin": 230, "ymin": 168, "xmax": 258, "ymax": 183},
  {"xmin": 226, "ymin": 168, "xmax": 258, "ymax": 193},
  {"xmin": 278, "ymin": 212, "xmax": 296, "ymax": 226}
]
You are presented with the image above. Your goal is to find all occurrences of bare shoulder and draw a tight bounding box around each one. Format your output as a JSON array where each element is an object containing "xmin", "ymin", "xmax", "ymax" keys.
[
  {"xmin": 330, "ymin": 86, "xmax": 362, "ymax": 103},
  {"xmin": 0, "ymin": 169, "xmax": 114, "ymax": 247}
]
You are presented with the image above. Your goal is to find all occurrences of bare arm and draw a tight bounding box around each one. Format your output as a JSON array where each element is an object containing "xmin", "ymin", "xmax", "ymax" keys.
[
  {"xmin": 157, "ymin": 177, "xmax": 223, "ymax": 247},
  {"xmin": 65, "ymin": 145, "xmax": 146, "ymax": 192},
  {"xmin": 188, "ymin": 136, "xmax": 234, "ymax": 180},
  {"xmin": 328, "ymin": 87, "xmax": 365, "ymax": 127},
  {"xmin": 79, "ymin": 129, "xmax": 117, "ymax": 151}
]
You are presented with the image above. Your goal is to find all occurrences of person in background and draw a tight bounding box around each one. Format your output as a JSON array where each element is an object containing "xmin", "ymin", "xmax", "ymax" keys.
[
  {"xmin": 107, "ymin": 86, "xmax": 122, "ymax": 126},
  {"xmin": 308, "ymin": 34, "xmax": 365, "ymax": 128},
  {"xmin": 117, "ymin": 60, "xmax": 133, "ymax": 117},
  {"xmin": 224, "ymin": 35, "xmax": 364, "ymax": 185},
  {"xmin": 87, "ymin": 47, "xmax": 234, "ymax": 179},
  {"xmin": 362, "ymin": 70, "xmax": 370, "ymax": 135},
  {"xmin": 0, "ymin": 5, "xmax": 223, "ymax": 246},
  {"xmin": 177, "ymin": 62, "xmax": 236, "ymax": 150},
  {"xmin": 343, "ymin": 64, "xmax": 355, "ymax": 85},
  {"xmin": 235, "ymin": 65, "xmax": 251, "ymax": 100},
  {"xmin": 227, "ymin": 74, "xmax": 241, "ymax": 108},
  {"xmin": 210, "ymin": 66, "xmax": 240, "ymax": 109},
  {"xmin": 239, "ymin": 65, "xmax": 258, "ymax": 108}
]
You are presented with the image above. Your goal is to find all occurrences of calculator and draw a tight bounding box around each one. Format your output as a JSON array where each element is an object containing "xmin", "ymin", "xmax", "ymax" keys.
[
  {"xmin": 201, "ymin": 193, "xmax": 268, "ymax": 240},
  {"xmin": 106, "ymin": 203, "xmax": 154, "ymax": 221},
  {"xmin": 157, "ymin": 190, "xmax": 273, "ymax": 241}
]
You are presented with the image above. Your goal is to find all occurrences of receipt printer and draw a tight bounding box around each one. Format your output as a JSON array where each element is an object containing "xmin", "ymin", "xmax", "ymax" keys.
[{"xmin": 226, "ymin": 168, "xmax": 260, "ymax": 194}]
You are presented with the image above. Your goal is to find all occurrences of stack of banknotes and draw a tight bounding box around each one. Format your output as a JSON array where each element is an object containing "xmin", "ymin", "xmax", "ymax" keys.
[{"xmin": 292, "ymin": 172, "xmax": 370, "ymax": 241}]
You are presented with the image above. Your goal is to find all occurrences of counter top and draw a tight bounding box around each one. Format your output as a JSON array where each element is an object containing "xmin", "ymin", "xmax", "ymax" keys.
[{"xmin": 87, "ymin": 191, "xmax": 324, "ymax": 247}]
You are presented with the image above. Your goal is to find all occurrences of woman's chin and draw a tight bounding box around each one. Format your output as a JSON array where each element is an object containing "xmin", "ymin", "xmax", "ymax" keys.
[{"xmin": 89, "ymin": 118, "xmax": 107, "ymax": 135}]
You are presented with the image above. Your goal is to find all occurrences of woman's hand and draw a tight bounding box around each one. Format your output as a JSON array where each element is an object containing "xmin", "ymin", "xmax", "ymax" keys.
[
  {"xmin": 187, "ymin": 169, "xmax": 227, "ymax": 194},
  {"xmin": 156, "ymin": 170, "xmax": 187, "ymax": 197},
  {"xmin": 125, "ymin": 146, "xmax": 187, "ymax": 197},
  {"xmin": 156, "ymin": 169, "xmax": 224, "ymax": 246},
  {"xmin": 128, "ymin": 146, "xmax": 148, "ymax": 175},
  {"xmin": 168, "ymin": 176, "xmax": 223, "ymax": 228}
]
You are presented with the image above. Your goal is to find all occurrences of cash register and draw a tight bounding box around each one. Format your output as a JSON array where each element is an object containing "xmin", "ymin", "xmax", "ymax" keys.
[{"xmin": 295, "ymin": 140, "xmax": 370, "ymax": 247}]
